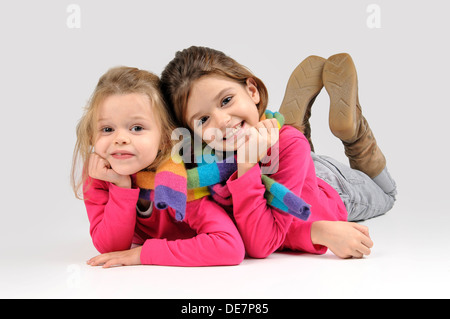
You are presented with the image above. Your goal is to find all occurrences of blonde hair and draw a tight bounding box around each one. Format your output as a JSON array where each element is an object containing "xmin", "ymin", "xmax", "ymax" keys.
[
  {"xmin": 160, "ymin": 46, "xmax": 269, "ymax": 129},
  {"xmin": 71, "ymin": 66, "xmax": 175, "ymax": 199}
]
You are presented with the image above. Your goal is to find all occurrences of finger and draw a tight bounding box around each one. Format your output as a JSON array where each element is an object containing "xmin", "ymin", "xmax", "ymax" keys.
[
  {"xmin": 261, "ymin": 118, "xmax": 276, "ymax": 130},
  {"xmin": 88, "ymin": 154, "xmax": 98, "ymax": 176},
  {"xmin": 269, "ymin": 118, "xmax": 278, "ymax": 129},
  {"xmin": 235, "ymin": 133, "xmax": 247, "ymax": 150},
  {"xmin": 352, "ymin": 223, "xmax": 371, "ymax": 238},
  {"xmin": 257, "ymin": 119, "xmax": 270, "ymax": 129},
  {"xmin": 361, "ymin": 234, "xmax": 374, "ymax": 249},
  {"xmin": 89, "ymin": 153, "xmax": 108, "ymax": 178},
  {"xmin": 255, "ymin": 119, "xmax": 274, "ymax": 132},
  {"xmin": 353, "ymin": 250, "xmax": 364, "ymax": 258},
  {"xmin": 88, "ymin": 252, "xmax": 112, "ymax": 266},
  {"xmin": 87, "ymin": 255, "xmax": 104, "ymax": 266},
  {"xmin": 269, "ymin": 126, "xmax": 280, "ymax": 144},
  {"xmin": 254, "ymin": 121, "xmax": 265, "ymax": 129},
  {"xmin": 356, "ymin": 245, "xmax": 371, "ymax": 257},
  {"xmin": 103, "ymin": 259, "xmax": 120, "ymax": 268}
]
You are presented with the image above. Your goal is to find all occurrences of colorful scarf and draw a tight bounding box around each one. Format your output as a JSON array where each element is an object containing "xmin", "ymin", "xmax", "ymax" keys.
[{"xmin": 135, "ymin": 111, "xmax": 311, "ymax": 222}]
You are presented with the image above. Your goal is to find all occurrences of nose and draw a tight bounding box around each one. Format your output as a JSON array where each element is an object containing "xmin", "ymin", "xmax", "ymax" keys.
[
  {"xmin": 114, "ymin": 130, "xmax": 131, "ymax": 145},
  {"xmin": 214, "ymin": 110, "xmax": 232, "ymax": 130}
]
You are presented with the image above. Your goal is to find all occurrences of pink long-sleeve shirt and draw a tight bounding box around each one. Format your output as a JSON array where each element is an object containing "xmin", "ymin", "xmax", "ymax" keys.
[
  {"xmin": 83, "ymin": 178, "xmax": 245, "ymax": 266},
  {"xmin": 226, "ymin": 125, "xmax": 348, "ymax": 258}
]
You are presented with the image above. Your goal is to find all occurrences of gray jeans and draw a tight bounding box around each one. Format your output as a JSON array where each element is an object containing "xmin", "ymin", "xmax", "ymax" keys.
[{"xmin": 311, "ymin": 152, "xmax": 397, "ymax": 221}]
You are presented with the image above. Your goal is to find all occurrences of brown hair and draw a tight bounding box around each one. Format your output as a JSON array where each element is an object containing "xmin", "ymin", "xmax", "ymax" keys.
[
  {"xmin": 160, "ymin": 46, "xmax": 269, "ymax": 129},
  {"xmin": 71, "ymin": 66, "xmax": 175, "ymax": 199}
]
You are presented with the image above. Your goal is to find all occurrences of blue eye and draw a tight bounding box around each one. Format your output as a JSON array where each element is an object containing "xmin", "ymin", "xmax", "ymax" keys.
[
  {"xmin": 101, "ymin": 127, "xmax": 113, "ymax": 133},
  {"xmin": 131, "ymin": 125, "xmax": 144, "ymax": 132},
  {"xmin": 221, "ymin": 96, "xmax": 232, "ymax": 106},
  {"xmin": 197, "ymin": 116, "xmax": 209, "ymax": 126}
]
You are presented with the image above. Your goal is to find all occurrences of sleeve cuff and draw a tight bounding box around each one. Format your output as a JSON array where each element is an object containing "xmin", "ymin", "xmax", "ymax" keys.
[
  {"xmin": 108, "ymin": 182, "xmax": 140, "ymax": 201},
  {"xmin": 227, "ymin": 163, "xmax": 261, "ymax": 190},
  {"xmin": 136, "ymin": 201, "xmax": 154, "ymax": 218}
]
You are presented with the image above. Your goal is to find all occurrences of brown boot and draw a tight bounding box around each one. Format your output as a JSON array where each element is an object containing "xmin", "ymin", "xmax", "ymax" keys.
[
  {"xmin": 279, "ymin": 55, "xmax": 326, "ymax": 152},
  {"xmin": 323, "ymin": 53, "xmax": 386, "ymax": 178}
]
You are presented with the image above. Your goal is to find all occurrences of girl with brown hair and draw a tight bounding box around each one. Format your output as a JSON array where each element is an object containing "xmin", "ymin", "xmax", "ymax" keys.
[{"xmin": 160, "ymin": 46, "xmax": 396, "ymax": 259}]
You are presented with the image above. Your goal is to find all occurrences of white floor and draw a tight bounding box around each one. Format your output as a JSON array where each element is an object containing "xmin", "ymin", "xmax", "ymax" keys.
[
  {"xmin": 2, "ymin": 196, "xmax": 449, "ymax": 299},
  {"xmin": 1, "ymin": 0, "xmax": 450, "ymax": 300}
]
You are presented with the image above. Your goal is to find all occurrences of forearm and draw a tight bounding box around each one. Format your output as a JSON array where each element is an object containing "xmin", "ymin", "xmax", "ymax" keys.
[
  {"xmin": 237, "ymin": 162, "xmax": 257, "ymax": 178},
  {"xmin": 310, "ymin": 221, "xmax": 327, "ymax": 246},
  {"xmin": 140, "ymin": 232, "xmax": 244, "ymax": 266},
  {"xmin": 85, "ymin": 180, "xmax": 140, "ymax": 253},
  {"xmin": 228, "ymin": 165, "xmax": 293, "ymax": 258},
  {"xmin": 140, "ymin": 199, "xmax": 245, "ymax": 266}
]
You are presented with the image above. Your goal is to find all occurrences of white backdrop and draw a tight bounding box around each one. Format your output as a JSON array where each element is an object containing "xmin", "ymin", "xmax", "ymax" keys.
[{"xmin": 1, "ymin": 0, "xmax": 449, "ymax": 298}]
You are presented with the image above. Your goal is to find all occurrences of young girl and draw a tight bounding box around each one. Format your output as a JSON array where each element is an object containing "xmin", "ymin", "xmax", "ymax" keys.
[
  {"xmin": 160, "ymin": 46, "xmax": 397, "ymax": 259},
  {"xmin": 71, "ymin": 66, "xmax": 245, "ymax": 267}
]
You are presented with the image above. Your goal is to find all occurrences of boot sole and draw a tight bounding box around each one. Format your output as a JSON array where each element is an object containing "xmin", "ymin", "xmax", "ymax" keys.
[
  {"xmin": 279, "ymin": 55, "xmax": 326, "ymax": 129},
  {"xmin": 323, "ymin": 53, "xmax": 358, "ymax": 142}
]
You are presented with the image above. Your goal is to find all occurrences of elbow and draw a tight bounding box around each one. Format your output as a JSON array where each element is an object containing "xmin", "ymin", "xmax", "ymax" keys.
[
  {"xmin": 226, "ymin": 251, "xmax": 245, "ymax": 266},
  {"xmin": 245, "ymin": 247, "xmax": 272, "ymax": 259},
  {"xmin": 228, "ymin": 240, "xmax": 246, "ymax": 266},
  {"xmin": 243, "ymin": 239, "xmax": 279, "ymax": 259},
  {"xmin": 93, "ymin": 242, "xmax": 131, "ymax": 255},
  {"xmin": 92, "ymin": 240, "xmax": 113, "ymax": 254},
  {"xmin": 240, "ymin": 221, "xmax": 290, "ymax": 259},
  {"xmin": 219, "ymin": 235, "xmax": 246, "ymax": 266},
  {"xmin": 91, "ymin": 233, "xmax": 131, "ymax": 254},
  {"xmin": 234, "ymin": 244, "xmax": 246, "ymax": 265}
]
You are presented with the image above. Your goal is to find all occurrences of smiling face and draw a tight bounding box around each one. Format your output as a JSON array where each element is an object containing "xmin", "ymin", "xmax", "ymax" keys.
[
  {"xmin": 93, "ymin": 93, "xmax": 162, "ymax": 176},
  {"xmin": 185, "ymin": 75, "xmax": 261, "ymax": 151}
]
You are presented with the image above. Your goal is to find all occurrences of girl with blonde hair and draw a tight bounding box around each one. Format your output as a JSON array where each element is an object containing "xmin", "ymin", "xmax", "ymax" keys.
[{"xmin": 71, "ymin": 66, "xmax": 244, "ymax": 267}]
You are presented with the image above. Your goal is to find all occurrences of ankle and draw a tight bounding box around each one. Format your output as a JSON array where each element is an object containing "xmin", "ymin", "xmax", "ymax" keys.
[{"xmin": 372, "ymin": 167, "xmax": 397, "ymax": 196}]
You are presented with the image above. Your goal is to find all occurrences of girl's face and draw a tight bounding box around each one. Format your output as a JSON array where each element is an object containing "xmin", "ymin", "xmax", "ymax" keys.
[
  {"xmin": 94, "ymin": 93, "xmax": 161, "ymax": 175},
  {"xmin": 185, "ymin": 75, "xmax": 260, "ymax": 151}
]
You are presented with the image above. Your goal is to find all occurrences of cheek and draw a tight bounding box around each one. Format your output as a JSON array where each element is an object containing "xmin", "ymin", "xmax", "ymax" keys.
[
  {"xmin": 248, "ymin": 105, "xmax": 261, "ymax": 125},
  {"xmin": 93, "ymin": 137, "xmax": 108, "ymax": 155},
  {"xmin": 141, "ymin": 134, "xmax": 162, "ymax": 160}
]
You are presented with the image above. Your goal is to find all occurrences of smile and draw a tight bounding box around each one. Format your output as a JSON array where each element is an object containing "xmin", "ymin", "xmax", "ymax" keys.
[
  {"xmin": 224, "ymin": 121, "xmax": 244, "ymax": 140},
  {"xmin": 111, "ymin": 151, "xmax": 134, "ymax": 159}
]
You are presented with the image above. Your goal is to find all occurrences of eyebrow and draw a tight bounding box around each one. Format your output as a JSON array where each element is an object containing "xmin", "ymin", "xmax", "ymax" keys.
[
  {"xmin": 97, "ymin": 114, "xmax": 152, "ymax": 125},
  {"xmin": 188, "ymin": 87, "xmax": 232, "ymax": 125}
]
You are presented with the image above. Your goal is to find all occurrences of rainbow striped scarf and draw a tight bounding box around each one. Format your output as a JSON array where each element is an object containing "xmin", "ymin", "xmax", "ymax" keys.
[{"xmin": 135, "ymin": 111, "xmax": 311, "ymax": 222}]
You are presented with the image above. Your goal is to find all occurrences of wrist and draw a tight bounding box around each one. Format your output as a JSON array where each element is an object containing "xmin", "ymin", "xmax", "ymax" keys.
[
  {"xmin": 113, "ymin": 175, "xmax": 132, "ymax": 188},
  {"xmin": 311, "ymin": 221, "xmax": 327, "ymax": 246},
  {"xmin": 237, "ymin": 162, "xmax": 256, "ymax": 178}
]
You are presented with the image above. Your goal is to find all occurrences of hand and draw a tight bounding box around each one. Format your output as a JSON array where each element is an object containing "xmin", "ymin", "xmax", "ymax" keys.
[
  {"xmin": 88, "ymin": 153, "xmax": 131, "ymax": 188},
  {"xmin": 237, "ymin": 118, "xmax": 279, "ymax": 176},
  {"xmin": 311, "ymin": 221, "xmax": 374, "ymax": 259},
  {"xmin": 87, "ymin": 246, "xmax": 142, "ymax": 268}
]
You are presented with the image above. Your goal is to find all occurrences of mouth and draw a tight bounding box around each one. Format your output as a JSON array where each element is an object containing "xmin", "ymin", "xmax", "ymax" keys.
[
  {"xmin": 224, "ymin": 121, "xmax": 244, "ymax": 141},
  {"xmin": 111, "ymin": 151, "xmax": 134, "ymax": 160}
]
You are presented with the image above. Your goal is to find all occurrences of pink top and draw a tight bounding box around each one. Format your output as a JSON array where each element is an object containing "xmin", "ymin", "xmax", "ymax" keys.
[
  {"xmin": 226, "ymin": 125, "xmax": 348, "ymax": 258},
  {"xmin": 83, "ymin": 178, "xmax": 245, "ymax": 266}
]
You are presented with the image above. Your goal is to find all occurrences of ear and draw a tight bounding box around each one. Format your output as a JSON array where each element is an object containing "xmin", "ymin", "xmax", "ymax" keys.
[{"xmin": 245, "ymin": 78, "xmax": 260, "ymax": 105}]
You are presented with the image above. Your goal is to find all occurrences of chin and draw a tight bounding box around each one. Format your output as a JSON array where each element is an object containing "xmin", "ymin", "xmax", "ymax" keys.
[{"xmin": 110, "ymin": 165, "xmax": 137, "ymax": 176}]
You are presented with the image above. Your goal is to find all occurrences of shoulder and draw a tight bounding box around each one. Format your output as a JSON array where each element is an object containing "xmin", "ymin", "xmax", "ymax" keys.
[
  {"xmin": 280, "ymin": 125, "xmax": 307, "ymax": 140},
  {"xmin": 279, "ymin": 125, "xmax": 311, "ymax": 153}
]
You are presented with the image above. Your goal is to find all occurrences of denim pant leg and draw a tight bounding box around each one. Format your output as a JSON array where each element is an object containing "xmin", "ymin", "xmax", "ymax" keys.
[{"xmin": 311, "ymin": 152, "xmax": 396, "ymax": 221}]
